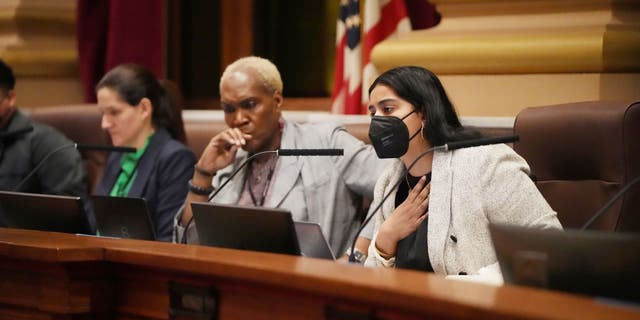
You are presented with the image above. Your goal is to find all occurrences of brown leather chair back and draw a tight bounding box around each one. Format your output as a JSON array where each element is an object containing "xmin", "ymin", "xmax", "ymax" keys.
[
  {"xmin": 184, "ymin": 120, "xmax": 228, "ymax": 159},
  {"xmin": 513, "ymin": 101, "xmax": 640, "ymax": 232},
  {"xmin": 28, "ymin": 105, "xmax": 111, "ymax": 194}
]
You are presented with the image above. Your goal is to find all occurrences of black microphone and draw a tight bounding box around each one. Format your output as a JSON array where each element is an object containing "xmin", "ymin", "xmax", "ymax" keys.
[
  {"xmin": 207, "ymin": 149, "xmax": 343, "ymax": 203},
  {"xmin": 76, "ymin": 144, "xmax": 136, "ymax": 153},
  {"xmin": 180, "ymin": 148, "xmax": 345, "ymax": 244},
  {"xmin": 206, "ymin": 149, "xmax": 342, "ymax": 202},
  {"xmin": 444, "ymin": 135, "xmax": 519, "ymax": 151},
  {"xmin": 277, "ymin": 149, "xmax": 343, "ymax": 156},
  {"xmin": 13, "ymin": 143, "xmax": 137, "ymax": 192},
  {"xmin": 348, "ymin": 135, "xmax": 519, "ymax": 263},
  {"xmin": 347, "ymin": 147, "xmax": 438, "ymax": 262},
  {"xmin": 581, "ymin": 175, "xmax": 640, "ymax": 230},
  {"xmin": 180, "ymin": 150, "xmax": 275, "ymax": 243},
  {"xmin": 0, "ymin": 126, "xmax": 34, "ymax": 139}
]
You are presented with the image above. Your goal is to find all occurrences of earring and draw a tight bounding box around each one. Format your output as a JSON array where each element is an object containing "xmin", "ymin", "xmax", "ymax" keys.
[
  {"xmin": 420, "ymin": 121, "xmax": 426, "ymax": 141},
  {"xmin": 278, "ymin": 118, "xmax": 284, "ymax": 131}
]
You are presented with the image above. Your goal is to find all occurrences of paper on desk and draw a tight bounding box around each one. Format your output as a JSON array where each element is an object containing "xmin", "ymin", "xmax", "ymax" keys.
[{"xmin": 445, "ymin": 263, "xmax": 504, "ymax": 286}]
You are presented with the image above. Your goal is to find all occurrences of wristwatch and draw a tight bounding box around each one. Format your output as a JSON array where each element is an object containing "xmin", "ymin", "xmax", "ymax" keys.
[{"xmin": 345, "ymin": 247, "xmax": 367, "ymax": 264}]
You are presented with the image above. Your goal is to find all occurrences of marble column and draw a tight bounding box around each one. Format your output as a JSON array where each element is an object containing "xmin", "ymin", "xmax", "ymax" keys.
[{"xmin": 0, "ymin": 0, "xmax": 82, "ymax": 107}]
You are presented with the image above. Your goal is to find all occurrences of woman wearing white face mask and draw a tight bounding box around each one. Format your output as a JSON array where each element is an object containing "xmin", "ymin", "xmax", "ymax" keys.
[{"xmin": 364, "ymin": 66, "xmax": 562, "ymax": 278}]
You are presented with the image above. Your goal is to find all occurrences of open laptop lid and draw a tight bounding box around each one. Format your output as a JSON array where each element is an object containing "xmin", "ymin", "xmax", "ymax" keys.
[
  {"xmin": 191, "ymin": 202, "xmax": 301, "ymax": 256},
  {"xmin": 490, "ymin": 223, "xmax": 640, "ymax": 302},
  {"xmin": 294, "ymin": 221, "xmax": 335, "ymax": 260},
  {"xmin": 90, "ymin": 195, "xmax": 156, "ymax": 240},
  {"xmin": 0, "ymin": 190, "xmax": 90, "ymax": 234}
]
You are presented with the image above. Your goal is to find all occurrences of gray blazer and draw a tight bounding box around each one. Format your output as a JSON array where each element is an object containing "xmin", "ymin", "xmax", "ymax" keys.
[
  {"xmin": 175, "ymin": 120, "xmax": 393, "ymax": 254},
  {"xmin": 365, "ymin": 144, "xmax": 562, "ymax": 275}
]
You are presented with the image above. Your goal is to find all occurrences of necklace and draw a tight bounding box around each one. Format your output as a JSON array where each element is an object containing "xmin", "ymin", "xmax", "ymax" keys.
[{"xmin": 405, "ymin": 172, "xmax": 433, "ymax": 191}]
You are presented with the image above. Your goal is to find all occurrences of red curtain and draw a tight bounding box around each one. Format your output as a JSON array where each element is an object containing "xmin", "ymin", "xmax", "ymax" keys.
[
  {"xmin": 405, "ymin": 0, "xmax": 440, "ymax": 30},
  {"xmin": 77, "ymin": 0, "xmax": 164, "ymax": 103}
]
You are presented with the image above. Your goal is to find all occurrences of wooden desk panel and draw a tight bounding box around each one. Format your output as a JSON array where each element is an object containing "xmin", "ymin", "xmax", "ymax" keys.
[
  {"xmin": 0, "ymin": 258, "xmax": 113, "ymax": 319},
  {"xmin": 0, "ymin": 228, "xmax": 638, "ymax": 320},
  {"xmin": 0, "ymin": 229, "xmax": 104, "ymax": 262}
]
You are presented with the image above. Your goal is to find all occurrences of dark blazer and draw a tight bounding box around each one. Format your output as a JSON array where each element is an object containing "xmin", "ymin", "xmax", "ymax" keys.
[{"xmin": 96, "ymin": 128, "xmax": 196, "ymax": 241}]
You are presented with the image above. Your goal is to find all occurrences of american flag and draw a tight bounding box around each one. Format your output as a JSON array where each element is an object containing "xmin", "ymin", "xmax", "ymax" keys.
[
  {"xmin": 331, "ymin": 0, "xmax": 362, "ymax": 114},
  {"xmin": 332, "ymin": 0, "xmax": 411, "ymax": 114}
]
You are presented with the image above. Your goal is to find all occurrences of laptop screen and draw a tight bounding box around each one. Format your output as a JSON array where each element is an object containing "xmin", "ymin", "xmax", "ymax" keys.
[
  {"xmin": 191, "ymin": 202, "xmax": 301, "ymax": 256},
  {"xmin": 0, "ymin": 190, "xmax": 90, "ymax": 234},
  {"xmin": 91, "ymin": 195, "xmax": 156, "ymax": 240},
  {"xmin": 294, "ymin": 221, "xmax": 335, "ymax": 260},
  {"xmin": 490, "ymin": 223, "xmax": 640, "ymax": 302}
]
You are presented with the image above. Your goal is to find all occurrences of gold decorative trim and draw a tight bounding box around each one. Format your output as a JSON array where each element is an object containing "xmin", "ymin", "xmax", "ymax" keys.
[
  {"xmin": 0, "ymin": 1, "xmax": 78, "ymax": 77},
  {"xmin": 370, "ymin": 0, "xmax": 640, "ymax": 75},
  {"xmin": 0, "ymin": 3, "xmax": 76, "ymax": 25},
  {"xmin": 372, "ymin": 28, "xmax": 640, "ymax": 74},
  {"xmin": 1, "ymin": 49, "xmax": 77, "ymax": 77}
]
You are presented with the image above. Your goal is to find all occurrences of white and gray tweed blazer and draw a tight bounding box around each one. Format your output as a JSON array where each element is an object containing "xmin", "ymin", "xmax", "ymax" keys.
[{"xmin": 365, "ymin": 144, "xmax": 562, "ymax": 275}]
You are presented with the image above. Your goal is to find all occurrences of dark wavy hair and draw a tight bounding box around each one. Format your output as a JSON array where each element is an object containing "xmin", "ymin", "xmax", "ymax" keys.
[
  {"xmin": 369, "ymin": 66, "xmax": 481, "ymax": 146},
  {"xmin": 96, "ymin": 64, "xmax": 186, "ymax": 142}
]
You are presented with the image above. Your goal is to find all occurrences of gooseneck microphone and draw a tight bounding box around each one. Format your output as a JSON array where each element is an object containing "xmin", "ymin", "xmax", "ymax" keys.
[
  {"xmin": 580, "ymin": 174, "xmax": 640, "ymax": 230},
  {"xmin": 348, "ymin": 135, "xmax": 519, "ymax": 263},
  {"xmin": 180, "ymin": 148, "xmax": 345, "ymax": 244},
  {"xmin": 207, "ymin": 149, "xmax": 343, "ymax": 203},
  {"xmin": 13, "ymin": 143, "xmax": 137, "ymax": 192},
  {"xmin": 180, "ymin": 150, "xmax": 276, "ymax": 244},
  {"xmin": 76, "ymin": 144, "xmax": 136, "ymax": 153},
  {"xmin": 347, "ymin": 146, "xmax": 440, "ymax": 262},
  {"xmin": 443, "ymin": 135, "xmax": 519, "ymax": 151},
  {"xmin": 277, "ymin": 149, "xmax": 343, "ymax": 156}
]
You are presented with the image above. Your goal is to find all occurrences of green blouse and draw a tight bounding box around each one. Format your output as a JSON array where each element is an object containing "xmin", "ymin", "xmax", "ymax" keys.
[{"xmin": 109, "ymin": 135, "xmax": 152, "ymax": 197}]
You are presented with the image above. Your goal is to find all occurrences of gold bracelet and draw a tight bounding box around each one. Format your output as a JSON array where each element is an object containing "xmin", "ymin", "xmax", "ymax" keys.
[{"xmin": 374, "ymin": 242, "xmax": 395, "ymax": 260}]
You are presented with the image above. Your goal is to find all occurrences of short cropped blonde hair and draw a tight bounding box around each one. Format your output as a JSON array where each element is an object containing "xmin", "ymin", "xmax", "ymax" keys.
[{"xmin": 220, "ymin": 56, "xmax": 283, "ymax": 94}]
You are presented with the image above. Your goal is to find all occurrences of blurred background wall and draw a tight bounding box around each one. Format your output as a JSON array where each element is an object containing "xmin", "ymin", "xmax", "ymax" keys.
[{"xmin": 1, "ymin": 0, "xmax": 638, "ymax": 117}]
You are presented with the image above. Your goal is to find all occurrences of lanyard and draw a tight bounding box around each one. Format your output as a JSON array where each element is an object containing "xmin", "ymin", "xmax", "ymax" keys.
[{"xmin": 246, "ymin": 159, "xmax": 275, "ymax": 207}]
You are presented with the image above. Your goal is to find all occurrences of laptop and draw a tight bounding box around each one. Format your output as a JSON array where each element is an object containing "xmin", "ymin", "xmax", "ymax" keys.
[
  {"xmin": 489, "ymin": 223, "xmax": 640, "ymax": 302},
  {"xmin": 91, "ymin": 195, "xmax": 156, "ymax": 240},
  {"xmin": 191, "ymin": 202, "xmax": 301, "ymax": 256},
  {"xmin": 0, "ymin": 190, "xmax": 90, "ymax": 234},
  {"xmin": 294, "ymin": 221, "xmax": 335, "ymax": 260}
]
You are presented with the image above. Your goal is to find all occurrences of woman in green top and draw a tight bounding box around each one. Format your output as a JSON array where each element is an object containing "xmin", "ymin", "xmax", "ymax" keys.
[{"xmin": 95, "ymin": 64, "xmax": 196, "ymax": 241}]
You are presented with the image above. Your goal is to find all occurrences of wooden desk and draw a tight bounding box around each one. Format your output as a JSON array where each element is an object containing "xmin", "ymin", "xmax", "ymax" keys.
[{"xmin": 0, "ymin": 228, "xmax": 638, "ymax": 320}]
